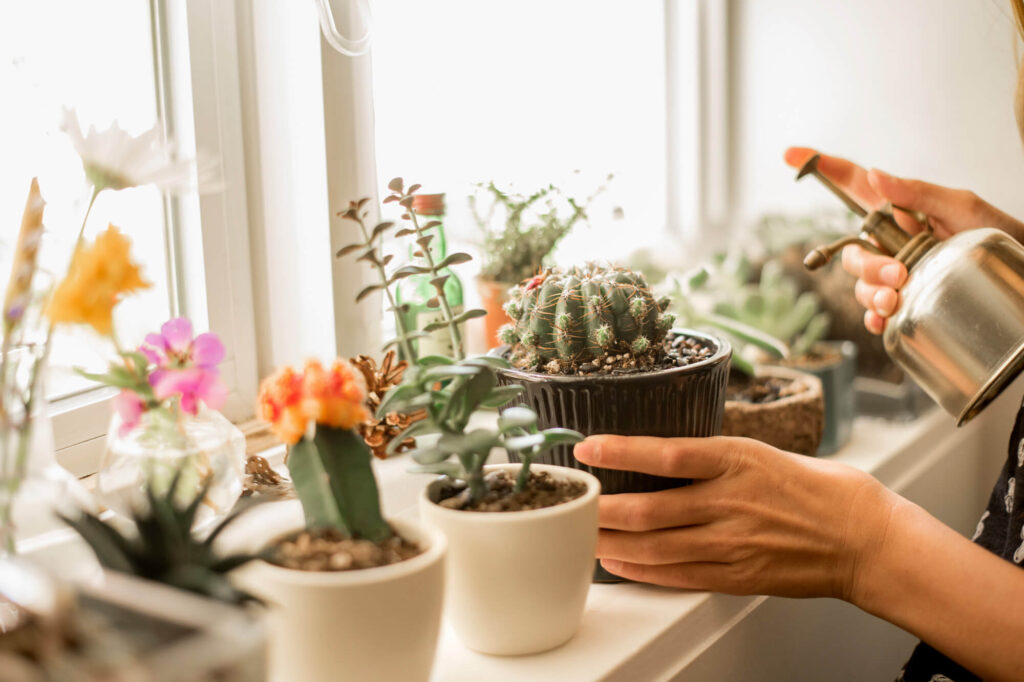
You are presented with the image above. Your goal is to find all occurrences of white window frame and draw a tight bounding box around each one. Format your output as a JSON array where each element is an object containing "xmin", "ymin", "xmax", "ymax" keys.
[{"xmin": 52, "ymin": 0, "xmax": 259, "ymax": 477}]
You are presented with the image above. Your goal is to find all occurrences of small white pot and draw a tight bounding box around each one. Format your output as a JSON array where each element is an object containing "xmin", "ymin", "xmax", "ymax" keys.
[
  {"xmin": 229, "ymin": 503, "xmax": 446, "ymax": 682},
  {"xmin": 419, "ymin": 462, "xmax": 600, "ymax": 655}
]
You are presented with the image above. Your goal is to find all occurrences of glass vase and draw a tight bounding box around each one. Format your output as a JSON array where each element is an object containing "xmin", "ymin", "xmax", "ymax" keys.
[
  {"xmin": 97, "ymin": 406, "xmax": 245, "ymax": 531},
  {"xmin": 1, "ymin": 348, "xmax": 95, "ymax": 558}
]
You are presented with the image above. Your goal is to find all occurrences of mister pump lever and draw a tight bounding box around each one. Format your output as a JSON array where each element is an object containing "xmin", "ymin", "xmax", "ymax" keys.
[{"xmin": 795, "ymin": 154, "xmax": 912, "ymax": 269}]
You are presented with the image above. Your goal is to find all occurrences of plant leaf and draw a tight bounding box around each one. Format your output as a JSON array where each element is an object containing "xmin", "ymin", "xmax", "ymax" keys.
[
  {"xmin": 480, "ymin": 385, "xmax": 524, "ymax": 408},
  {"xmin": 371, "ymin": 221, "xmax": 395, "ymax": 240},
  {"xmin": 451, "ymin": 308, "xmax": 487, "ymax": 325},
  {"xmin": 436, "ymin": 252, "xmax": 473, "ymax": 269},
  {"xmin": 388, "ymin": 177, "xmax": 404, "ymax": 193},
  {"xmin": 503, "ymin": 433, "xmax": 545, "ymax": 451},
  {"xmin": 408, "ymin": 462, "xmax": 463, "ymax": 478},
  {"xmin": 416, "ymin": 355, "xmax": 455, "ymax": 367},
  {"xmin": 335, "ymin": 242, "xmax": 364, "ymax": 258},
  {"xmin": 497, "ymin": 406, "xmax": 537, "ymax": 431},
  {"xmin": 390, "ymin": 264, "xmax": 431, "ymax": 281},
  {"xmin": 395, "ymin": 228, "xmax": 416, "ymax": 237},
  {"xmin": 356, "ymin": 284, "xmax": 384, "ymax": 303},
  {"xmin": 407, "ymin": 183, "xmax": 421, "ymax": 194}
]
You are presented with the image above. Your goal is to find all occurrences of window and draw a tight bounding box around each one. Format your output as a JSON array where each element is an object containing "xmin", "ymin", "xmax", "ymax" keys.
[
  {"xmin": 370, "ymin": 0, "xmax": 670, "ymax": 263},
  {"xmin": 1, "ymin": 1, "xmax": 258, "ymax": 475}
]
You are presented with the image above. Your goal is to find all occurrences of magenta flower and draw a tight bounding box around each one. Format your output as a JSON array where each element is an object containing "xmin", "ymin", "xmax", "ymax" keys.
[
  {"xmin": 113, "ymin": 390, "xmax": 146, "ymax": 436},
  {"xmin": 138, "ymin": 317, "xmax": 228, "ymax": 416},
  {"xmin": 140, "ymin": 317, "xmax": 225, "ymax": 370}
]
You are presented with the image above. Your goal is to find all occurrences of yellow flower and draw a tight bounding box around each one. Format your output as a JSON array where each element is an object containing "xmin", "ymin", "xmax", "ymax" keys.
[{"xmin": 47, "ymin": 224, "xmax": 150, "ymax": 335}]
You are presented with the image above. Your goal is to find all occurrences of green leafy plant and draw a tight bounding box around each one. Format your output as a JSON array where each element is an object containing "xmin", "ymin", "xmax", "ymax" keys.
[
  {"xmin": 335, "ymin": 179, "xmax": 583, "ymax": 505},
  {"xmin": 671, "ymin": 252, "xmax": 830, "ymax": 374},
  {"xmin": 470, "ymin": 178, "xmax": 609, "ymax": 285},
  {"xmin": 61, "ymin": 472, "xmax": 260, "ymax": 605},
  {"xmin": 498, "ymin": 264, "xmax": 676, "ymax": 369},
  {"xmin": 379, "ymin": 356, "xmax": 581, "ymax": 503},
  {"xmin": 337, "ymin": 179, "xmax": 487, "ymax": 362}
]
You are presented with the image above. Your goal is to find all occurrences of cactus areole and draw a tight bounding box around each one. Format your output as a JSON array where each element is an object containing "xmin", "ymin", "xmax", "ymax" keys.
[{"xmin": 499, "ymin": 265, "xmax": 676, "ymax": 372}]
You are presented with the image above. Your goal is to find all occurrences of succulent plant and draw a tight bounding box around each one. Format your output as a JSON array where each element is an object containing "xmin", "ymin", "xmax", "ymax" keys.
[
  {"xmin": 61, "ymin": 472, "xmax": 260, "ymax": 605},
  {"xmin": 498, "ymin": 264, "xmax": 675, "ymax": 367},
  {"xmin": 470, "ymin": 177, "xmax": 609, "ymax": 284},
  {"xmin": 671, "ymin": 251, "xmax": 829, "ymax": 374}
]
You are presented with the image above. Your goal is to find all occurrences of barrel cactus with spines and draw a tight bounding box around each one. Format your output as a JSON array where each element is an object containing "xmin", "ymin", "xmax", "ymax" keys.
[{"xmin": 499, "ymin": 265, "xmax": 675, "ymax": 367}]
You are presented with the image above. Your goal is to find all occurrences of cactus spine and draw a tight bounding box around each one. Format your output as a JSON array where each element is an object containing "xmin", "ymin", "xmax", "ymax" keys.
[{"xmin": 500, "ymin": 265, "xmax": 675, "ymax": 366}]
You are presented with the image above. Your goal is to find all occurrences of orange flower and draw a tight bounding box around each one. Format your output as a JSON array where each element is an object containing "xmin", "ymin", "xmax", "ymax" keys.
[
  {"xmin": 47, "ymin": 224, "xmax": 149, "ymax": 335},
  {"xmin": 301, "ymin": 359, "xmax": 368, "ymax": 430},
  {"xmin": 257, "ymin": 358, "xmax": 368, "ymax": 445}
]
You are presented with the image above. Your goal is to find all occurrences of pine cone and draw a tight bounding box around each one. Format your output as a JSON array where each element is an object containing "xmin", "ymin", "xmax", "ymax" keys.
[{"xmin": 350, "ymin": 351, "xmax": 425, "ymax": 459}]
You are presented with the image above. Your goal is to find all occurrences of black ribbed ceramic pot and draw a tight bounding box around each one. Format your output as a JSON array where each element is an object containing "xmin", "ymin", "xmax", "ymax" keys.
[{"xmin": 493, "ymin": 329, "xmax": 731, "ymax": 495}]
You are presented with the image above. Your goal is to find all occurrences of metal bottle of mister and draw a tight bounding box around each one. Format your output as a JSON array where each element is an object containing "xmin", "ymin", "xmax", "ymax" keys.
[{"xmin": 797, "ymin": 154, "xmax": 1024, "ymax": 425}]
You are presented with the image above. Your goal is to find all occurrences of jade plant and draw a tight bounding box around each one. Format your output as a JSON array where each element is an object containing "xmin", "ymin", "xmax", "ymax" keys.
[
  {"xmin": 497, "ymin": 264, "xmax": 676, "ymax": 370},
  {"xmin": 470, "ymin": 178, "xmax": 609, "ymax": 285},
  {"xmin": 335, "ymin": 179, "xmax": 582, "ymax": 506},
  {"xmin": 61, "ymin": 472, "xmax": 260, "ymax": 605}
]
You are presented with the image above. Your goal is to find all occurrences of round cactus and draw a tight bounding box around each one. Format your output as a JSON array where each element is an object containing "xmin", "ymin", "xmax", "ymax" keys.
[{"xmin": 499, "ymin": 264, "xmax": 675, "ymax": 366}]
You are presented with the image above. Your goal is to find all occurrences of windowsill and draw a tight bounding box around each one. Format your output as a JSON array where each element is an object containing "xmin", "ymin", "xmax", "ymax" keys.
[{"xmin": 21, "ymin": 405, "xmax": 1002, "ymax": 680}]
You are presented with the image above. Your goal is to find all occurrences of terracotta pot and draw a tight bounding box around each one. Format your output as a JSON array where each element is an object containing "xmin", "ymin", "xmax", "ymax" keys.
[
  {"xmin": 227, "ymin": 503, "xmax": 446, "ymax": 682},
  {"xmin": 776, "ymin": 340, "xmax": 857, "ymax": 455},
  {"xmin": 722, "ymin": 366, "xmax": 825, "ymax": 456},
  {"xmin": 476, "ymin": 276, "xmax": 515, "ymax": 350},
  {"xmin": 420, "ymin": 463, "xmax": 599, "ymax": 655}
]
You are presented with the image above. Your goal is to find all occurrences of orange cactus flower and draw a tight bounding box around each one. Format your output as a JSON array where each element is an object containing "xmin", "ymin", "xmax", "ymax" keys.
[
  {"xmin": 257, "ymin": 358, "xmax": 368, "ymax": 445},
  {"xmin": 301, "ymin": 358, "xmax": 368, "ymax": 431},
  {"xmin": 47, "ymin": 224, "xmax": 149, "ymax": 335}
]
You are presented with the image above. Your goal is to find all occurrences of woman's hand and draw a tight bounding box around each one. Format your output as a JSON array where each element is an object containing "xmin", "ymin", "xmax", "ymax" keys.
[
  {"xmin": 784, "ymin": 147, "xmax": 1024, "ymax": 334},
  {"xmin": 574, "ymin": 434, "xmax": 900, "ymax": 599}
]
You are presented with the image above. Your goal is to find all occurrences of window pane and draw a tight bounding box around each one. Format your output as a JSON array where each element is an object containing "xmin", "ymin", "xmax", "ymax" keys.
[
  {"xmin": 0, "ymin": 1, "xmax": 173, "ymax": 400},
  {"xmin": 370, "ymin": 0, "xmax": 667, "ymax": 263}
]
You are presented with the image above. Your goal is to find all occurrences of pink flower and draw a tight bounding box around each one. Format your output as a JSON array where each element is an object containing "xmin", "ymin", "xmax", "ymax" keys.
[
  {"xmin": 152, "ymin": 367, "xmax": 228, "ymax": 415},
  {"xmin": 113, "ymin": 390, "xmax": 146, "ymax": 436},
  {"xmin": 140, "ymin": 317, "xmax": 224, "ymax": 370}
]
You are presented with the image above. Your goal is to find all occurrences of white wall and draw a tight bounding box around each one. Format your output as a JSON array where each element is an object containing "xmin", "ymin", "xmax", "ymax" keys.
[{"xmin": 730, "ymin": 0, "xmax": 1024, "ymax": 223}]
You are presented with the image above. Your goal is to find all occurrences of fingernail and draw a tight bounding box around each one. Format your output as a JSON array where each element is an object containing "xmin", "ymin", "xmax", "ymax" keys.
[
  {"xmin": 880, "ymin": 263, "xmax": 904, "ymax": 287},
  {"xmin": 574, "ymin": 440, "xmax": 599, "ymax": 464},
  {"xmin": 601, "ymin": 559, "xmax": 623, "ymax": 573}
]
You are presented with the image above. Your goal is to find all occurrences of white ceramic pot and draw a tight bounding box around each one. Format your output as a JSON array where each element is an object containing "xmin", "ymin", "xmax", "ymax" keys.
[
  {"xmin": 419, "ymin": 462, "xmax": 600, "ymax": 655},
  {"xmin": 229, "ymin": 502, "xmax": 446, "ymax": 682}
]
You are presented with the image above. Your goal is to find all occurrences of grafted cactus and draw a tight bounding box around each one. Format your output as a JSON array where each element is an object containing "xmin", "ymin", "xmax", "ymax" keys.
[{"xmin": 499, "ymin": 265, "xmax": 675, "ymax": 366}]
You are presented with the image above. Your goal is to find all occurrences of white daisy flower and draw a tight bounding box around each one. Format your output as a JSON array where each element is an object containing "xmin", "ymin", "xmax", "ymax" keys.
[{"xmin": 61, "ymin": 108, "xmax": 218, "ymax": 195}]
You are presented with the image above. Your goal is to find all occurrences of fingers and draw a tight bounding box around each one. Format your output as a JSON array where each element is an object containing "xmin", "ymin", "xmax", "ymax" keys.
[
  {"xmin": 864, "ymin": 310, "xmax": 886, "ymax": 335},
  {"xmin": 596, "ymin": 486, "xmax": 717, "ymax": 531},
  {"xmin": 783, "ymin": 147, "xmax": 882, "ymax": 209},
  {"xmin": 599, "ymin": 559, "xmax": 740, "ymax": 592},
  {"xmin": 854, "ymin": 280, "xmax": 899, "ymax": 318},
  {"xmin": 841, "ymin": 246, "xmax": 906, "ymax": 288},
  {"xmin": 574, "ymin": 435, "xmax": 741, "ymax": 480},
  {"xmin": 597, "ymin": 525, "xmax": 725, "ymax": 565}
]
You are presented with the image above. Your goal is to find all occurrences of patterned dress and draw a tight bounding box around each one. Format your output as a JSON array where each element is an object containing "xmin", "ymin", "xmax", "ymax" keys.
[{"xmin": 896, "ymin": 399, "xmax": 1024, "ymax": 681}]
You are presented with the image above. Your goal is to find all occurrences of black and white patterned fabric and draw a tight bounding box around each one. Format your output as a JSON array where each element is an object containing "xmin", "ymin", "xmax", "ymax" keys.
[{"xmin": 896, "ymin": 398, "xmax": 1024, "ymax": 681}]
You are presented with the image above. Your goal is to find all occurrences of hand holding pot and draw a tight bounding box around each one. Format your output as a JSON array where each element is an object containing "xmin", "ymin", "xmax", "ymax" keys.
[
  {"xmin": 783, "ymin": 146, "xmax": 1024, "ymax": 334},
  {"xmin": 573, "ymin": 434, "xmax": 898, "ymax": 599}
]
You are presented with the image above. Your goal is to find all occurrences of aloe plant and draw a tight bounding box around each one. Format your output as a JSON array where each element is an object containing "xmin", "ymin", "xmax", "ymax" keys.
[{"xmin": 61, "ymin": 471, "xmax": 260, "ymax": 605}]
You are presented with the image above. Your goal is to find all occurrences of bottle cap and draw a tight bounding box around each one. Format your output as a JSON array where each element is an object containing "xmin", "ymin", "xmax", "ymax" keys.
[{"xmin": 412, "ymin": 193, "xmax": 445, "ymax": 216}]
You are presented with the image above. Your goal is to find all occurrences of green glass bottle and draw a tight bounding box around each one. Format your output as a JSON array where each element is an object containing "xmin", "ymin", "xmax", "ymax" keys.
[{"xmin": 395, "ymin": 193, "xmax": 465, "ymax": 359}]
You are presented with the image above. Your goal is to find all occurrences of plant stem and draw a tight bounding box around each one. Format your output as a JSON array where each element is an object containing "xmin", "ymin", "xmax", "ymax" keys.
[
  {"xmin": 406, "ymin": 207, "xmax": 464, "ymax": 360},
  {"xmin": 515, "ymin": 455, "xmax": 532, "ymax": 492},
  {"xmin": 355, "ymin": 216, "xmax": 417, "ymax": 364},
  {"xmin": 465, "ymin": 452, "xmax": 487, "ymax": 503}
]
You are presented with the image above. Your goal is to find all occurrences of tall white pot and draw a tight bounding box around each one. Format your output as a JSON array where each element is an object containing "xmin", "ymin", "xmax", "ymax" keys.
[
  {"xmin": 419, "ymin": 462, "xmax": 600, "ymax": 655},
  {"xmin": 229, "ymin": 502, "xmax": 446, "ymax": 682}
]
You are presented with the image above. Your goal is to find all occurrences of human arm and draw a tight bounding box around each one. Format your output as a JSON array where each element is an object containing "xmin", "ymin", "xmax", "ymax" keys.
[
  {"xmin": 575, "ymin": 434, "xmax": 1024, "ymax": 682},
  {"xmin": 783, "ymin": 146, "xmax": 1024, "ymax": 334}
]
